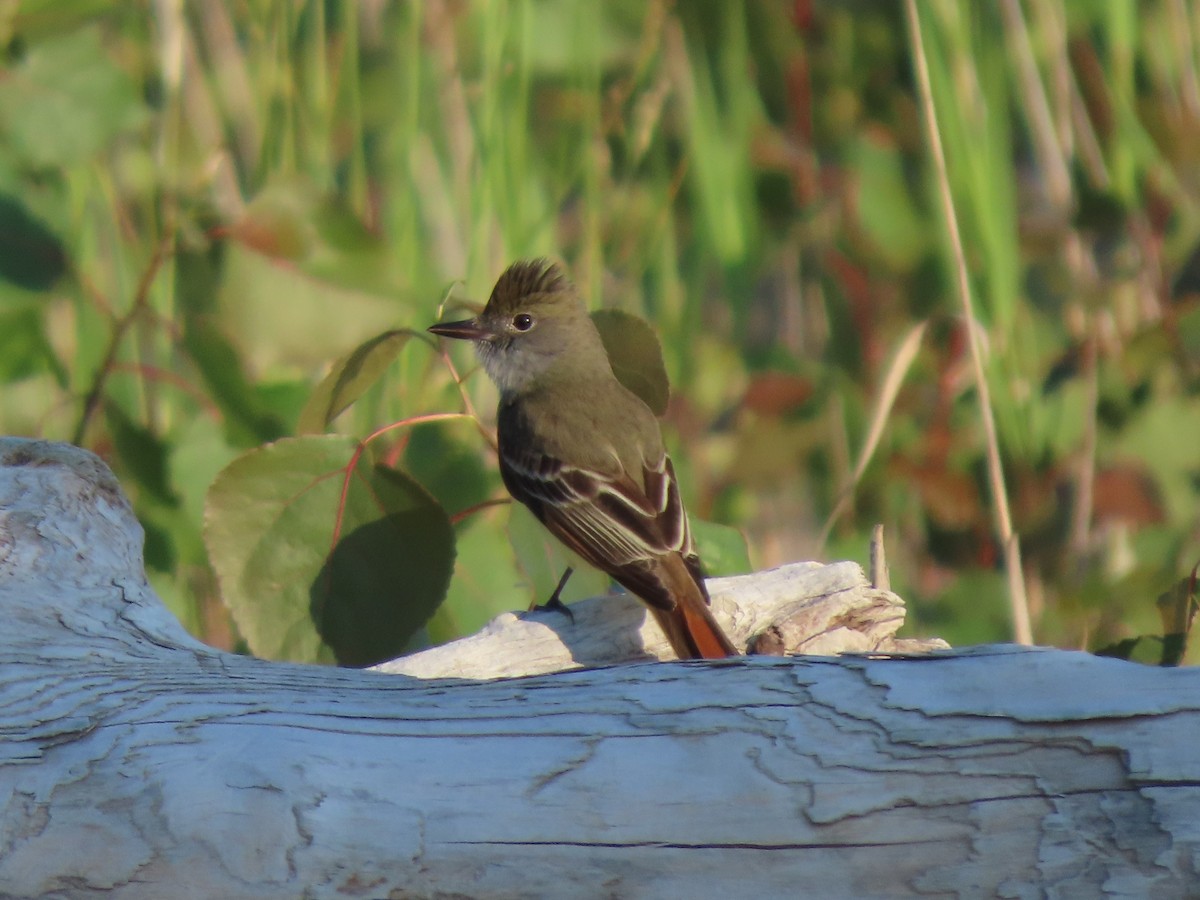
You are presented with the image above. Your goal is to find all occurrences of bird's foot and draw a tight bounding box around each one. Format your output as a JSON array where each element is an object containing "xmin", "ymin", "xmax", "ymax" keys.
[{"xmin": 527, "ymin": 567, "xmax": 575, "ymax": 623}]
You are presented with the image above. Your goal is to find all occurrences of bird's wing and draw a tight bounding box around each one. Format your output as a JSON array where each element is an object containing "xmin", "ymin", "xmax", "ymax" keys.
[{"xmin": 499, "ymin": 444, "xmax": 697, "ymax": 611}]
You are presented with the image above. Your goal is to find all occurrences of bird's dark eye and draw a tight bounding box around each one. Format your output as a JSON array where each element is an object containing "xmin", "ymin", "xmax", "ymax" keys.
[{"xmin": 512, "ymin": 313, "xmax": 534, "ymax": 332}]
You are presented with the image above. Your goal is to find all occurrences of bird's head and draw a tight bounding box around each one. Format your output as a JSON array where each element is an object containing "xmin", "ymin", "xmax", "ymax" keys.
[{"xmin": 428, "ymin": 259, "xmax": 608, "ymax": 395}]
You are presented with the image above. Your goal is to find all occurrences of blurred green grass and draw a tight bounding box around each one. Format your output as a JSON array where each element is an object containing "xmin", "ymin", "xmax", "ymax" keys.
[{"xmin": 0, "ymin": 0, "xmax": 1197, "ymax": 660}]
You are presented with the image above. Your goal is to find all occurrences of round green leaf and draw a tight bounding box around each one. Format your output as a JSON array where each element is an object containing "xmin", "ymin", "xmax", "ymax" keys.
[
  {"xmin": 591, "ymin": 309, "xmax": 671, "ymax": 415},
  {"xmin": 204, "ymin": 435, "xmax": 454, "ymax": 665}
]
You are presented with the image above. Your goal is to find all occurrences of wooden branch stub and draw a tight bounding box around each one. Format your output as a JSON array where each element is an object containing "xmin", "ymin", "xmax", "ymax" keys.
[{"xmin": 379, "ymin": 558, "xmax": 946, "ymax": 679}]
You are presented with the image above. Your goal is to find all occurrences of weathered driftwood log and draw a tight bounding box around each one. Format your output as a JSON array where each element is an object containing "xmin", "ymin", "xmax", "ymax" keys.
[{"xmin": 2, "ymin": 437, "xmax": 1198, "ymax": 899}]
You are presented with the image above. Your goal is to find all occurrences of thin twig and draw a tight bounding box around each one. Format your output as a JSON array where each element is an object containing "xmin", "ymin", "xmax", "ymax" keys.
[
  {"xmin": 72, "ymin": 239, "xmax": 174, "ymax": 447},
  {"xmin": 869, "ymin": 524, "xmax": 890, "ymax": 592},
  {"xmin": 433, "ymin": 286, "xmax": 497, "ymax": 451},
  {"xmin": 331, "ymin": 412, "xmax": 475, "ymax": 554},
  {"xmin": 449, "ymin": 497, "xmax": 512, "ymax": 526},
  {"xmin": 905, "ymin": 0, "xmax": 1033, "ymax": 645}
]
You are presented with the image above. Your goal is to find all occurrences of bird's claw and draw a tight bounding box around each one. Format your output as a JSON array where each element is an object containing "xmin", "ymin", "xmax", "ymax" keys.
[{"xmin": 527, "ymin": 566, "xmax": 575, "ymax": 623}]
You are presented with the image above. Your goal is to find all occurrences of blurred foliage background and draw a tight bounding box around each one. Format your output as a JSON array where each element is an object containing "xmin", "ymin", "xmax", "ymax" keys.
[{"xmin": 0, "ymin": 0, "xmax": 1197, "ymax": 662}]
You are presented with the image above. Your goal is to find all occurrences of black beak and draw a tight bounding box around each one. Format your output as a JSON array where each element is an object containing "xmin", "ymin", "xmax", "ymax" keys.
[{"xmin": 427, "ymin": 318, "xmax": 489, "ymax": 341}]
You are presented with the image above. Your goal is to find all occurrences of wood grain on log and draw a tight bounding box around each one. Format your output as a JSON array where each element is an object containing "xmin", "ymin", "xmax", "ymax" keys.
[{"xmin": 2, "ymin": 438, "xmax": 1197, "ymax": 899}]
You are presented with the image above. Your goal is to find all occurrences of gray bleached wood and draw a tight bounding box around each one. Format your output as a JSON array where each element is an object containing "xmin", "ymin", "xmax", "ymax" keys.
[
  {"xmin": 377, "ymin": 558, "xmax": 943, "ymax": 679},
  {"xmin": 1, "ymin": 437, "xmax": 1198, "ymax": 899}
]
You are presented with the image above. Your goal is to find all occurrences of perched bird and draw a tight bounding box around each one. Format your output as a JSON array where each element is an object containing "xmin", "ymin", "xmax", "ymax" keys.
[{"xmin": 429, "ymin": 260, "xmax": 738, "ymax": 659}]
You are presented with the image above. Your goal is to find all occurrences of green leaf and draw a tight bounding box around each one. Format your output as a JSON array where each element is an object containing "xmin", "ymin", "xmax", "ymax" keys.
[
  {"xmin": 0, "ymin": 194, "xmax": 67, "ymax": 291},
  {"xmin": 690, "ymin": 519, "xmax": 752, "ymax": 577},
  {"xmin": 1093, "ymin": 566, "xmax": 1198, "ymax": 667},
  {"xmin": 1094, "ymin": 636, "xmax": 1161, "ymax": 665},
  {"xmin": 215, "ymin": 242, "xmax": 399, "ymax": 370},
  {"xmin": 104, "ymin": 401, "xmax": 178, "ymax": 507},
  {"xmin": 591, "ymin": 309, "xmax": 670, "ymax": 415},
  {"xmin": 204, "ymin": 435, "xmax": 455, "ymax": 666},
  {"xmin": 0, "ymin": 307, "xmax": 57, "ymax": 381},
  {"xmin": 427, "ymin": 506, "xmax": 529, "ymax": 645},
  {"xmin": 1115, "ymin": 397, "xmax": 1200, "ymax": 526},
  {"xmin": 182, "ymin": 317, "xmax": 287, "ymax": 446},
  {"xmin": 0, "ymin": 26, "xmax": 146, "ymax": 168},
  {"xmin": 1155, "ymin": 567, "xmax": 1199, "ymax": 667},
  {"xmin": 849, "ymin": 132, "xmax": 929, "ymax": 272},
  {"xmin": 174, "ymin": 227, "xmax": 226, "ymax": 316},
  {"xmin": 402, "ymin": 425, "xmax": 493, "ymax": 516},
  {"xmin": 169, "ymin": 416, "xmax": 240, "ymax": 551},
  {"xmin": 297, "ymin": 329, "xmax": 415, "ymax": 434}
]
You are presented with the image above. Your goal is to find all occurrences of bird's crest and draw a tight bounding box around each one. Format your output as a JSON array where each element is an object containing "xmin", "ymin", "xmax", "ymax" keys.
[{"xmin": 488, "ymin": 259, "xmax": 569, "ymax": 311}]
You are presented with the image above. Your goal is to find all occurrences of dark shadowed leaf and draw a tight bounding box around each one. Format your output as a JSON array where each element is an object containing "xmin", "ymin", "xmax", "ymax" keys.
[
  {"xmin": 204, "ymin": 435, "xmax": 455, "ymax": 665},
  {"xmin": 592, "ymin": 309, "xmax": 670, "ymax": 415},
  {"xmin": 1094, "ymin": 636, "xmax": 1162, "ymax": 665},
  {"xmin": 0, "ymin": 194, "xmax": 67, "ymax": 290},
  {"xmin": 174, "ymin": 228, "xmax": 225, "ymax": 316},
  {"xmin": 1155, "ymin": 564, "xmax": 1199, "ymax": 667},
  {"xmin": 402, "ymin": 425, "xmax": 493, "ymax": 516},
  {"xmin": 1094, "ymin": 564, "xmax": 1199, "ymax": 667},
  {"xmin": 105, "ymin": 401, "xmax": 177, "ymax": 507},
  {"xmin": 297, "ymin": 329, "xmax": 415, "ymax": 434}
]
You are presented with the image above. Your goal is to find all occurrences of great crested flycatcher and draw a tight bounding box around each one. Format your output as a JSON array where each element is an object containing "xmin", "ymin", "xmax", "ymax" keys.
[{"xmin": 429, "ymin": 259, "xmax": 738, "ymax": 659}]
